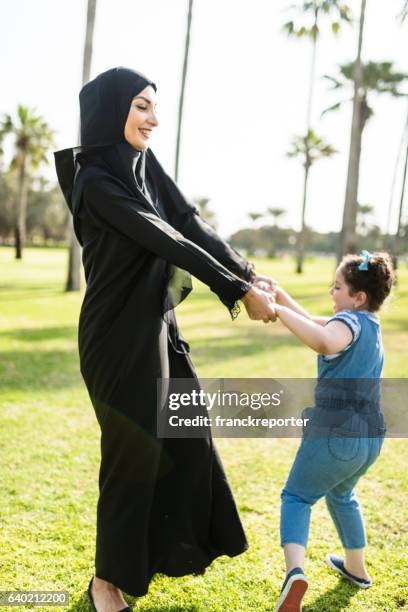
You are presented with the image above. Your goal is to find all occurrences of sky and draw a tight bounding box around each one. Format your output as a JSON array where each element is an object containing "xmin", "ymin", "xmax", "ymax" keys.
[{"xmin": 1, "ymin": 0, "xmax": 408, "ymax": 238}]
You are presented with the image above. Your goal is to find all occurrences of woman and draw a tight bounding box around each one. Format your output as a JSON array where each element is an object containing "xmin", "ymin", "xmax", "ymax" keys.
[{"xmin": 54, "ymin": 67, "xmax": 275, "ymax": 611}]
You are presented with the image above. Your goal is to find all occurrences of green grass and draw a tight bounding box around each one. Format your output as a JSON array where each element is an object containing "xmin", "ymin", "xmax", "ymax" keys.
[{"xmin": 0, "ymin": 247, "xmax": 407, "ymax": 611}]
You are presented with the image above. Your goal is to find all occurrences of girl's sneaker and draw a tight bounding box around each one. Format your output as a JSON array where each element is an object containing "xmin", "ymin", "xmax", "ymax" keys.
[
  {"xmin": 275, "ymin": 567, "xmax": 308, "ymax": 611},
  {"xmin": 325, "ymin": 554, "xmax": 372, "ymax": 589}
]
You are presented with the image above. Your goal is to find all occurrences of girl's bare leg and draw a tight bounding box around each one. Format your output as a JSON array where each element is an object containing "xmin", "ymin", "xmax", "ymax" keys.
[
  {"xmin": 344, "ymin": 548, "xmax": 371, "ymax": 580},
  {"xmin": 284, "ymin": 543, "xmax": 306, "ymax": 573}
]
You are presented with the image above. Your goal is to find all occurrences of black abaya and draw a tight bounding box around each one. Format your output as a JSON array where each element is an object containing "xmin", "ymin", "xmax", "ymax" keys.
[{"xmin": 54, "ymin": 67, "xmax": 255, "ymax": 596}]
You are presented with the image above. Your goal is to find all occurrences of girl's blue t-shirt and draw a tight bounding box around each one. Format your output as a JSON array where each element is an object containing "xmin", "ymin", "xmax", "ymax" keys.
[
  {"xmin": 317, "ymin": 309, "xmax": 383, "ymax": 379},
  {"xmin": 311, "ymin": 309, "xmax": 385, "ymax": 430}
]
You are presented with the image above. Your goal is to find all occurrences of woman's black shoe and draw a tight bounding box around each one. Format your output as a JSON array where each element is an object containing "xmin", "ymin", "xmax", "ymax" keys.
[{"xmin": 87, "ymin": 576, "xmax": 133, "ymax": 612}]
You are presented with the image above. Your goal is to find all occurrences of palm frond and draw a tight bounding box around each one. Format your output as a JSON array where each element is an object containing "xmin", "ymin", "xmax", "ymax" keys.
[
  {"xmin": 323, "ymin": 60, "xmax": 408, "ymax": 121},
  {"xmin": 320, "ymin": 100, "xmax": 350, "ymax": 116},
  {"xmin": 282, "ymin": 0, "xmax": 352, "ymax": 41},
  {"xmin": 322, "ymin": 74, "xmax": 344, "ymax": 89},
  {"xmin": 1, "ymin": 105, "xmax": 55, "ymax": 174}
]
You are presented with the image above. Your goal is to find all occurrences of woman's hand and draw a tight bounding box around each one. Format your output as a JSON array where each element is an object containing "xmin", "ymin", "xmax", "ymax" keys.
[
  {"xmin": 241, "ymin": 286, "xmax": 277, "ymax": 323},
  {"xmin": 252, "ymin": 274, "xmax": 278, "ymax": 300}
]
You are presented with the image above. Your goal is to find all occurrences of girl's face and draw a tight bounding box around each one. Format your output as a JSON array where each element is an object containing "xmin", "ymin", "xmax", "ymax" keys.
[
  {"xmin": 124, "ymin": 85, "xmax": 158, "ymax": 150},
  {"xmin": 330, "ymin": 267, "xmax": 367, "ymax": 313}
]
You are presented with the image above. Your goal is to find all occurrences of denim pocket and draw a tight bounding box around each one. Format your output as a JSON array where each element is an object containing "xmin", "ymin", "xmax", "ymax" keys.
[{"xmin": 328, "ymin": 426, "xmax": 361, "ymax": 462}]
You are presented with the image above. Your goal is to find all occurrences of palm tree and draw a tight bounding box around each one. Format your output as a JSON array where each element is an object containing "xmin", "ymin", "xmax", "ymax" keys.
[
  {"xmin": 175, "ymin": 0, "xmax": 194, "ymax": 182},
  {"xmin": 389, "ymin": 2, "xmax": 408, "ymax": 264},
  {"xmin": 323, "ymin": 59, "xmax": 408, "ymax": 258},
  {"xmin": 264, "ymin": 208, "xmax": 287, "ymax": 257},
  {"xmin": 395, "ymin": 144, "xmax": 408, "ymax": 259},
  {"xmin": 0, "ymin": 106, "xmax": 55, "ymax": 259},
  {"xmin": 385, "ymin": 102, "xmax": 408, "ymax": 252},
  {"xmin": 248, "ymin": 212, "xmax": 263, "ymax": 225},
  {"xmin": 283, "ymin": 1, "xmax": 352, "ymax": 130},
  {"xmin": 192, "ymin": 196, "xmax": 217, "ymax": 229},
  {"xmin": 335, "ymin": 0, "xmax": 365, "ymax": 260},
  {"xmin": 287, "ymin": 129, "xmax": 337, "ymax": 272},
  {"xmin": 267, "ymin": 207, "xmax": 286, "ymax": 226},
  {"xmin": 283, "ymin": 1, "xmax": 351, "ymax": 272},
  {"xmin": 65, "ymin": 0, "xmax": 97, "ymax": 292}
]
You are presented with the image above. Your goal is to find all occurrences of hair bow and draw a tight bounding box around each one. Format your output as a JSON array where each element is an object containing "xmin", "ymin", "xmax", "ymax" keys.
[{"xmin": 358, "ymin": 249, "xmax": 372, "ymax": 271}]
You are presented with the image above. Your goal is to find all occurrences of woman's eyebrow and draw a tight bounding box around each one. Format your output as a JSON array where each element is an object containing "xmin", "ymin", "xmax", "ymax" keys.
[{"xmin": 134, "ymin": 96, "xmax": 153, "ymax": 104}]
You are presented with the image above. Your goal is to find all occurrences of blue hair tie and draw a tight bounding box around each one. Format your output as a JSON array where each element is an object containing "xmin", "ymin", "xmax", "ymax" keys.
[{"xmin": 358, "ymin": 249, "xmax": 372, "ymax": 271}]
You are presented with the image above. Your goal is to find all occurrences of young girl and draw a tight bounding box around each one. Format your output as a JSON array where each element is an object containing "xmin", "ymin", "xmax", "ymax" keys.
[{"xmin": 272, "ymin": 251, "xmax": 394, "ymax": 612}]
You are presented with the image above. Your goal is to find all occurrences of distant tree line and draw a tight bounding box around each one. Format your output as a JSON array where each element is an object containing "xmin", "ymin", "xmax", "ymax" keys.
[
  {"xmin": 229, "ymin": 224, "xmax": 408, "ymax": 258},
  {"xmin": 0, "ymin": 165, "xmax": 68, "ymax": 246}
]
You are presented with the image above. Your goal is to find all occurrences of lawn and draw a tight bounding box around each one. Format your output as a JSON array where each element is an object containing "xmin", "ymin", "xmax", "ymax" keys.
[{"xmin": 0, "ymin": 247, "xmax": 407, "ymax": 612}]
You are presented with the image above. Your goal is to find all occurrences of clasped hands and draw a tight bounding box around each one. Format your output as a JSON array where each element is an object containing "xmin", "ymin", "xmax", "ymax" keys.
[{"xmin": 241, "ymin": 274, "xmax": 279, "ymax": 323}]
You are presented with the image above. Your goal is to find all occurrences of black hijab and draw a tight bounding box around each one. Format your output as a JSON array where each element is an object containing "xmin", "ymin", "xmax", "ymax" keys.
[
  {"xmin": 78, "ymin": 66, "xmax": 153, "ymax": 195},
  {"xmin": 54, "ymin": 66, "xmax": 195, "ymax": 312}
]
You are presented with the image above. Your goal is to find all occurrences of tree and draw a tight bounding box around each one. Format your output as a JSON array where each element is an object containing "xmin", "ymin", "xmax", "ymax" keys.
[
  {"xmin": 287, "ymin": 129, "xmax": 337, "ymax": 272},
  {"xmin": 175, "ymin": 0, "xmax": 194, "ymax": 182},
  {"xmin": 323, "ymin": 58, "xmax": 408, "ymax": 258},
  {"xmin": 248, "ymin": 212, "xmax": 263, "ymax": 225},
  {"xmin": 266, "ymin": 208, "xmax": 286, "ymax": 252},
  {"xmin": 395, "ymin": 143, "xmax": 408, "ymax": 259},
  {"xmin": 356, "ymin": 203, "xmax": 374, "ymax": 236},
  {"xmin": 267, "ymin": 207, "xmax": 286, "ymax": 226},
  {"xmin": 27, "ymin": 178, "xmax": 69, "ymax": 243},
  {"xmin": 245, "ymin": 208, "xmax": 287, "ymax": 256},
  {"xmin": 385, "ymin": 104, "xmax": 408, "ymax": 252},
  {"xmin": 335, "ymin": 0, "xmax": 365, "ymax": 260},
  {"xmin": 65, "ymin": 0, "xmax": 97, "ymax": 292},
  {"xmin": 0, "ymin": 106, "xmax": 55, "ymax": 259},
  {"xmin": 229, "ymin": 226, "xmax": 295, "ymax": 258},
  {"xmin": 0, "ymin": 169, "xmax": 16, "ymax": 243},
  {"xmin": 192, "ymin": 196, "xmax": 218, "ymax": 229},
  {"xmin": 283, "ymin": 0, "xmax": 351, "ymax": 273},
  {"xmin": 283, "ymin": 0, "xmax": 351, "ymax": 130},
  {"xmin": 389, "ymin": 2, "xmax": 408, "ymax": 264}
]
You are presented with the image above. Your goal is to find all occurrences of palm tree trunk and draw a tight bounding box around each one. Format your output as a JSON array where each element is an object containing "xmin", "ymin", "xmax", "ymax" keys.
[
  {"xmin": 82, "ymin": 0, "xmax": 96, "ymax": 83},
  {"xmin": 337, "ymin": 0, "xmax": 366, "ymax": 262},
  {"xmin": 15, "ymin": 154, "xmax": 27, "ymax": 260},
  {"xmin": 65, "ymin": 0, "xmax": 97, "ymax": 292},
  {"xmin": 174, "ymin": 0, "xmax": 194, "ymax": 182},
  {"xmin": 395, "ymin": 141, "xmax": 408, "ymax": 263},
  {"xmin": 385, "ymin": 105, "xmax": 408, "ymax": 250},
  {"xmin": 305, "ymin": 13, "xmax": 318, "ymax": 130},
  {"xmin": 296, "ymin": 14, "xmax": 318, "ymax": 274},
  {"xmin": 296, "ymin": 160, "xmax": 310, "ymax": 274}
]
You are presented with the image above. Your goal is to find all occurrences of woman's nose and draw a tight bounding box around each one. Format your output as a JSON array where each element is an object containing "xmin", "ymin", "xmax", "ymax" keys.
[{"xmin": 148, "ymin": 111, "xmax": 159, "ymax": 127}]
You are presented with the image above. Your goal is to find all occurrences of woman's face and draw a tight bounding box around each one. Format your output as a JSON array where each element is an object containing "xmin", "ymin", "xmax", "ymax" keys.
[{"xmin": 124, "ymin": 85, "xmax": 158, "ymax": 150}]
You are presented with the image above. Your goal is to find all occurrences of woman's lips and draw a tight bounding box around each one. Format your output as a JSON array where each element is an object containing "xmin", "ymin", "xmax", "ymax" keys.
[{"xmin": 139, "ymin": 129, "xmax": 152, "ymax": 139}]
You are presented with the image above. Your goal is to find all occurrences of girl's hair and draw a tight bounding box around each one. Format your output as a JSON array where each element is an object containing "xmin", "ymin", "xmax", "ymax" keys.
[{"xmin": 339, "ymin": 251, "xmax": 395, "ymax": 312}]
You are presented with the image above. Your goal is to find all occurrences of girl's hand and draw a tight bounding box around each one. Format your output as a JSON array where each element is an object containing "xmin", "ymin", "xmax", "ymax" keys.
[
  {"xmin": 252, "ymin": 274, "xmax": 278, "ymax": 290},
  {"xmin": 252, "ymin": 274, "xmax": 278, "ymax": 300}
]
